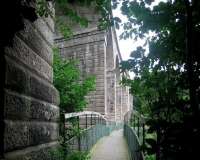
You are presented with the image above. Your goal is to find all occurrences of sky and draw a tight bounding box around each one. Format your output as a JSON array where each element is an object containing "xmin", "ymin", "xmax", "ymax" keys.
[
  {"xmin": 112, "ymin": 0, "xmax": 166, "ymax": 60},
  {"xmin": 112, "ymin": 8, "xmax": 140, "ymax": 61}
]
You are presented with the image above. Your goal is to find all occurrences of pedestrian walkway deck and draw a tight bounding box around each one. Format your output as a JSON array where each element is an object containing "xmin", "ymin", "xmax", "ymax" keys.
[{"xmin": 90, "ymin": 129, "xmax": 130, "ymax": 160}]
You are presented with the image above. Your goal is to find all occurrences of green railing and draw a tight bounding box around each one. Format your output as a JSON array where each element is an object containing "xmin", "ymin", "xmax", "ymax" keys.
[
  {"xmin": 64, "ymin": 111, "xmax": 122, "ymax": 152},
  {"xmin": 124, "ymin": 110, "xmax": 145, "ymax": 160}
]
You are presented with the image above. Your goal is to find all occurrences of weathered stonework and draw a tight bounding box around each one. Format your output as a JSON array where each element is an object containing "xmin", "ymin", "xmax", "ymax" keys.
[
  {"xmin": 55, "ymin": 5, "xmax": 132, "ymax": 122},
  {"xmin": 2, "ymin": 5, "xmax": 59, "ymax": 159},
  {"xmin": 105, "ymin": 28, "xmax": 132, "ymax": 121},
  {"xmin": 0, "ymin": 2, "xmax": 132, "ymax": 159}
]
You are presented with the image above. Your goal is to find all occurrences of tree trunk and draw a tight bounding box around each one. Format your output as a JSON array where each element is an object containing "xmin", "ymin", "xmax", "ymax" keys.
[
  {"xmin": 156, "ymin": 127, "xmax": 161, "ymax": 160},
  {"xmin": 184, "ymin": 0, "xmax": 198, "ymax": 114}
]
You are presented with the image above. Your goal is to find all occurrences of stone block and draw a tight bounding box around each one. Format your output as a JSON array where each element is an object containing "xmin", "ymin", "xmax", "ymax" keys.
[
  {"xmin": 5, "ymin": 57, "xmax": 59, "ymax": 105},
  {"xmin": 5, "ymin": 36, "xmax": 53, "ymax": 82},
  {"xmin": 4, "ymin": 142, "xmax": 58, "ymax": 160},
  {"xmin": 93, "ymin": 107, "xmax": 105, "ymax": 114},
  {"xmin": 4, "ymin": 120, "xmax": 59, "ymax": 152},
  {"xmin": 42, "ymin": 2, "xmax": 55, "ymax": 32},
  {"xmin": 33, "ymin": 18, "xmax": 54, "ymax": 45},
  {"xmin": 17, "ymin": 19, "xmax": 53, "ymax": 65},
  {"xmin": 4, "ymin": 90, "xmax": 59, "ymax": 122},
  {"xmin": 30, "ymin": 75, "xmax": 59, "ymax": 105},
  {"xmin": 5, "ymin": 57, "xmax": 28, "ymax": 94}
]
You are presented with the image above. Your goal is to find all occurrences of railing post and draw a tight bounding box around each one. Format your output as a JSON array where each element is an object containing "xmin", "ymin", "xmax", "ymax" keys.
[
  {"xmin": 142, "ymin": 123, "xmax": 145, "ymax": 148},
  {"xmin": 77, "ymin": 116, "xmax": 81, "ymax": 151},
  {"xmin": 86, "ymin": 114, "xmax": 87, "ymax": 129},
  {"xmin": 91, "ymin": 114, "xmax": 93, "ymax": 126},
  {"xmin": 90, "ymin": 114, "xmax": 93, "ymax": 147},
  {"xmin": 137, "ymin": 117, "xmax": 140, "ymax": 139}
]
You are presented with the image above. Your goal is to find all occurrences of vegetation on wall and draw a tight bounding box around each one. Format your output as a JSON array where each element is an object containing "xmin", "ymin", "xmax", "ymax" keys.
[
  {"xmin": 0, "ymin": 0, "xmax": 114, "ymax": 48},
  {"xmin": 36, "ymin": 0, "xmax": 113, "ymax": 38},
  {"xmin": 119, "ymin": 0, "xmax": 200, "ymax": 159},
  {"xmin": 53, "ymin": 47, "xmax": 95, "ymax": 131},
  {"xmin": 53, "ymin": 47, "xmax": 96, "ymax": 113},
  {"xmin": 53, "ymin": 47, "xmax": 95, "ymax": 159}
]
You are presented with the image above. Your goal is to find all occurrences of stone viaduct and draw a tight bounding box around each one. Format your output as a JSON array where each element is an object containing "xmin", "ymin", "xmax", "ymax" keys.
[
  {"xmin": 55, "ymin": 4, "xmax": 132, "ymax": 122},
  {"xmin": 1, "ymin": 2, "xmax": 132, "ymax": 160}
]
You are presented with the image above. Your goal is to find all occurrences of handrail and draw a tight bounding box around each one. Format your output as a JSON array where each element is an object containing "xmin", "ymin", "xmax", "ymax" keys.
[
  {"xmin": 65, "ymin": 111, "xmax": 107, "ymax": 121},
  {"xmin": 64, "ymin": 111, "xmax": 122, "ymax": 152},
  {"xmin": 124, "ymin": 110, "xmax": 145, "ymax": 160},
  {"xmin": 124, "ymin": 110, "xmax": 146, "ymax": 123}
]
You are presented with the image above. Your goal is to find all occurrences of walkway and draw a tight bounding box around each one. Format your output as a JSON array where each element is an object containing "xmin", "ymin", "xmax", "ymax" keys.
[{"xmin": 90, "ymin": 129, "xmax": 130, "ymax": 160}]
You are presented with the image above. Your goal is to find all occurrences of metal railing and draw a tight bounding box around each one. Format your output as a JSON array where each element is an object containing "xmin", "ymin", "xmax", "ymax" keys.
[
  {"xmin": 124, "ymin": 110, "xmax": 145, "ymax": 160},
  {"xmin": 64, "ymin": 111, "xmax": 122, "ymax": 152}
]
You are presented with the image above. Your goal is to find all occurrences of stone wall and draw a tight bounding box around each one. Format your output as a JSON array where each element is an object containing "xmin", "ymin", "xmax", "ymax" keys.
[
  {"xmin": 2, "ymin": 7, "xmax": 60, "ymax": 160},
  {"xmin": 55, "ymin": 29, "xmax": 132, "ymax": 122},
  {"xmin": 55, "ymin": 29, "xmax": 106, "ymax": 114},
  {"xmin": 105, "ymin": 28, "xmax": 132, "ymax": 121},
  {"xmin": 55, "ymin": 4, "xmax": 132, "ymax": 122},
  {"xmin": 121, "ymin": 87, "xmax": 130, "ymax": 117}
]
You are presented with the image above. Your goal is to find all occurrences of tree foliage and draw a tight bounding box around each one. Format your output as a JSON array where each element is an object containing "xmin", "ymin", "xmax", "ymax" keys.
[
  {"xmin": 119, "ymin": 0, "xmax": 200, "ymax": 159},
  {"xmin": 36, "ymin": 0, "xmax": 123, "ymax": 38},
  {"xmin": 53, "ymin": 47, "xmax": 96, "ymax": 113},
  {"xmin": 36, "ymin": 0, "xmax": 116, "ymax": 38},
  {"xmin": 51, "ymin": 147, "xmax": 90, "ymax": 160},
  {"xmin": 53, "ymin": 47, "xmax": 96, "ymax": 153}
]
